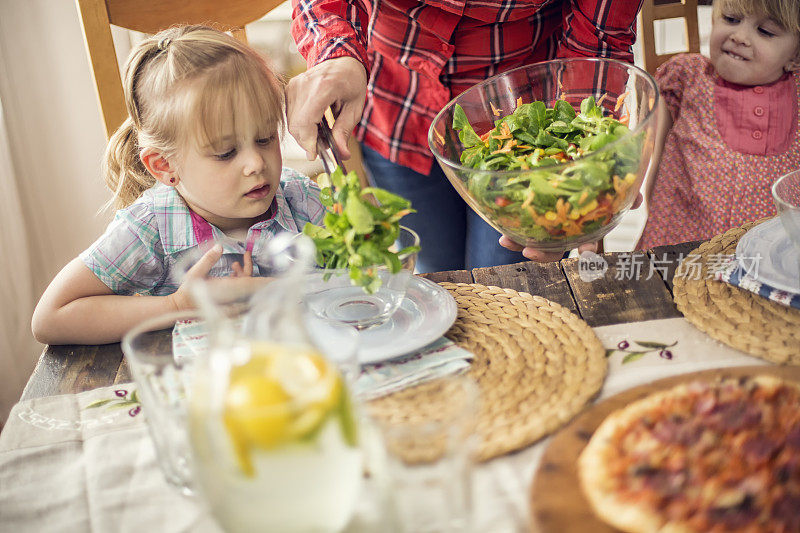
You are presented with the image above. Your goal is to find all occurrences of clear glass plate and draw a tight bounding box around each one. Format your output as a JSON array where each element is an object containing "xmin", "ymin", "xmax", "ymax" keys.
[
  {"xmin": 736, "ymin": 217, "xmax": 800, "ymax": 293},
  {"xmin": 353, "ymin": 277, "xmax": 458, "ymax": 364}
]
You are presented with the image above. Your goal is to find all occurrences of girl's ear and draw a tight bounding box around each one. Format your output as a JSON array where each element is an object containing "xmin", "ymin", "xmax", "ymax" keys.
[
  {"xmin": 786, "ymin": 45, "xmax": 800, "ymax": 72},
  {"xmin": 140, "ymin": 148, "xmax": 179, "ymax": 186}
]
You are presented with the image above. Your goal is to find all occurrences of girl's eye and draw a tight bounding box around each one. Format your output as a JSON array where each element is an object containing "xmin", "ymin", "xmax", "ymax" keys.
[
  {"xmin": 214, "ymin": 148, "xmax": 236, "ymax": 161},
  {"xmin": 758, "ymin": 27, "xmax": 776, "ymax": 37},
  {"xmin": 722, "ymin": 15, "xmax": 739, "ymax": 24},
  {"xmin": 256, "ymin": 135, "xmax": 276, "ymax": 146}
]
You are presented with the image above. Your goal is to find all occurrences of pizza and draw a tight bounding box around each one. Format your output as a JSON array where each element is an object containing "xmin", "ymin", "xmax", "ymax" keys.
[{"xmin": 578, "ymin": 376, "xmax": 800, "ymax": 533}]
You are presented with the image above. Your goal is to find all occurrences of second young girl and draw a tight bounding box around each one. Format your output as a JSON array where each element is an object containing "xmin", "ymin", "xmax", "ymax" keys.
[
  {"xmin": 32, "ymin": 25, "xmax": 324, "ymax": 345},
  {"xmin": 638, "ymin": 0, "xmax": 800, "ymax": 249}
]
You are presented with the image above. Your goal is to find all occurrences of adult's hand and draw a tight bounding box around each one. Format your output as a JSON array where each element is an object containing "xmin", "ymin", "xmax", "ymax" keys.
[
  {"xmin": 498, "ymin": 193, "xmax": 644, "ymax": 262},
  {"xmin": 499, "ymin": 236, "xmax": 599, "ymax": 262},
  {"xmin": 286, "ymin": 56, "xmax": 368, "ymax": 161}
]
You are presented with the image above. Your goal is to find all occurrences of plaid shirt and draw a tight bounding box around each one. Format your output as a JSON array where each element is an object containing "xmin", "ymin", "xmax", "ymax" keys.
[
  {"xmin": 292, "ymin": 0, "xmax": 642, "ymax": 175},
  {"xmin": 80, "ymin": 168, "xmax": 324, "ymax": 296}
]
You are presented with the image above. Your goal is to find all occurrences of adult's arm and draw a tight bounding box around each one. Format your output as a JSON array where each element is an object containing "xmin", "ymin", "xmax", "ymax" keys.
[{"xmin": 288, "ymin": 0, "xmax": 371, "ymax": 159}]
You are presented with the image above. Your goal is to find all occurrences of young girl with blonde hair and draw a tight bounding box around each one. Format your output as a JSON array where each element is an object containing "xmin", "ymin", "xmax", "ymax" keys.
[
  {"xmin": 32, "ymin": 25, "xmax": 323, "ymax": 345},
  {"xmin": 638, "ymin": 0, "xmax": 800, "ymax": 248}
]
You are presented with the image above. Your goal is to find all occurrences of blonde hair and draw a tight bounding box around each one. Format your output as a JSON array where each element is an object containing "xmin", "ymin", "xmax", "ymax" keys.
[
  {"xmin": 104, "ymin": 25, "xmax": 285, "ymax": 209},
  {"xmin": 713, "ymin": 0, "xmax": 800, "ymax": 34}
]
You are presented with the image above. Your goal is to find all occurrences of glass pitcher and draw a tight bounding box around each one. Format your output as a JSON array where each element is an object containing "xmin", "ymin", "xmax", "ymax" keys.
[{"xmin": 185, "ymin": 233, "xmax": 363, "ymax": 533}]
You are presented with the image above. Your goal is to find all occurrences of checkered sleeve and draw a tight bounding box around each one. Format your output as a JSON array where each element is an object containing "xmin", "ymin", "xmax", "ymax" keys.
[
  {"xmin": 79, "ymin": 202, "xmax": 167, "ymax": 296},
  {"xmin": 557, "ymin": 0, "xmax": 641, "ymax": 62},
  {"xmin": 290, "ymin": 0, "xmax": 371, "ymax": 71}
]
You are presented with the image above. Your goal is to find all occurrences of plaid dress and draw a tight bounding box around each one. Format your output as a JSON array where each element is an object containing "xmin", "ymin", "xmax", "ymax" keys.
[
  {"xmin": 291, "ymin": 0, "xmax": 642, "ymax": 175},
  {"xmin": 80, "ymin": 168, "xmax": 324, "ymax": 295}
]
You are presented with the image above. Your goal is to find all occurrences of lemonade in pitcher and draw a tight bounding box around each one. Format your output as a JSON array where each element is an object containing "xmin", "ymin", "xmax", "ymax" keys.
[{"xmin": 189, "ymin": 341, "xmax": 362, "ymax": 533}]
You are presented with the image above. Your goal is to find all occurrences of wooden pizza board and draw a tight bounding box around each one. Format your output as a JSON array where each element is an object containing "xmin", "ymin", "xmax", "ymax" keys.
[{"xmin": 530, "ymin": 365, "xmax": 800, "ymax": 533}]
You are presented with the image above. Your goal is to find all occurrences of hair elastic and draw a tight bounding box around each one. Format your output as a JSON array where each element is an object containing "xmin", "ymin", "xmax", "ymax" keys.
[
  {"xmin": 169, "ymin": 177, "xmax": 176, "ymax": 184},
  {"xmin": 157, "ymin": 37, "xmax": 172, "ymax": 51}
]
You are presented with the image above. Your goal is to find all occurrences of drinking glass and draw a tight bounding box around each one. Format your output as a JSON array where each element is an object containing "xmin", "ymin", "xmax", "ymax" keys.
[
  {"xmin": 369, "ymin": 374, "xmax": 480, "ymax": 533},
  {"xmin": 121, "ymin": 310, "xmax": 201, "ymax": 496},
  {"xmin": 772, "ymin": 169, "xmax": 800, "ymax": 250}
]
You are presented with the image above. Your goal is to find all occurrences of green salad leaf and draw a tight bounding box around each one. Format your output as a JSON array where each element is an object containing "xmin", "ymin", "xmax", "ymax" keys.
[
  {"xmin": 303, "ymin": 167, "xmax": 420, "ymax": 294},
  {"xmin": 452, "ymin": 95, "xmax": 642, "ymax": 242}
]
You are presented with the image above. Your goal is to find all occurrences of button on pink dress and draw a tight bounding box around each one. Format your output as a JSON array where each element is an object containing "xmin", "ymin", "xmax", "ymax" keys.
[{"xmin": 638, "ymin": 54, "xmax": 800, "ymax": 249}]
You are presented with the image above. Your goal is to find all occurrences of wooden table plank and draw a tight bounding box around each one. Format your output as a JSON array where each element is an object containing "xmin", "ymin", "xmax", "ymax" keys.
[
  {"xmin": 20, "ymin": 243, "xmax": 695, "ymax": 399},
  {"xmin": 420, "ymin": 269, "xmax": 474, "ymax": 284},
  {"xmin": 20, "ymin": 343, "xmax": 125, "ymax": 401},
  {"xmin": 471, "ymin": 261, "xmax": 579, "ymax": 314},
  {"xmin": 114, "ymin": 358, "xmax": 132, "ymax": 385},
  {"xmin": 561, "ymin": 252, "xmax": 681, "ymax": 327},
  {"xmin": 648, "ymin": 240, "xmax": 704, "ymax": 292}
]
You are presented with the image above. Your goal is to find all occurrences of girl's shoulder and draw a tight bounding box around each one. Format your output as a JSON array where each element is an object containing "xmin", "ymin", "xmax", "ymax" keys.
[
  {"xmin": 656, "ymin": 53, "xmax": 710, "ymax": 80},
  {"xmin": 279, "ymin": 167, "xmax": 322, "ymax": 194},
  {"xmin": 278, "ymin": 167, "xmax": 325, "ymax": 225},
  {"xmin": 111, "ymin": 184, "xmax": 176, "ymax": 236}
]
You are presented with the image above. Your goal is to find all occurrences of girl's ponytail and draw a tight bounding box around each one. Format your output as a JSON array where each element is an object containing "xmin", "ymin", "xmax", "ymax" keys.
[{"xmin": 102, "ymin": 117, "xmax": 155, "ymax": 210}]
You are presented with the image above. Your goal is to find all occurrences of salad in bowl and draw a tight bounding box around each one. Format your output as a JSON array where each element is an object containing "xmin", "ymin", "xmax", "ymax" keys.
[{"xmin": 429, "ymin": 58, "xmax": 659, "ymax": 253}]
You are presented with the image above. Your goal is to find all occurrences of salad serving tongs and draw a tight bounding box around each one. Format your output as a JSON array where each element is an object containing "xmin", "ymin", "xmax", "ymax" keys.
[{"xmin": 316, "ymin": 119, "xmax": 348, "ymax": 176}]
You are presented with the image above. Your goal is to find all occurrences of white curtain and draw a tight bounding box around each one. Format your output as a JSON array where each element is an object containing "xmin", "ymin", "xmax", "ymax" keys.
[
  {"xmin": 0, "ymin": 95, "xmax": 37, "ymax": 426},
  {"xmin": 0, "ymin": 0, "xmax": 115, "ymax": 424}
]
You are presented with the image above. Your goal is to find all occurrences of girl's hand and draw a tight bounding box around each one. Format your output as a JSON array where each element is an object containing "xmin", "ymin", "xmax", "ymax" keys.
[
  {"xmin": 169, "ymin": 244, "xmax": 224, "ymax": 311},
  {"xmin": 285, "ymin": 56, "xmax": 368, "ymax": 160},
  {"xmin": 231, "ymin": 250, "xmax": 253, "ymax": 277}
]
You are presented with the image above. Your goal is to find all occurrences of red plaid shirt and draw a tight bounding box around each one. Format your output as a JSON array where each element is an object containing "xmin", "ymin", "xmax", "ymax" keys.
[{"xmin": 291, "ymin": 0, "xmax": 642, "ymax": 175}]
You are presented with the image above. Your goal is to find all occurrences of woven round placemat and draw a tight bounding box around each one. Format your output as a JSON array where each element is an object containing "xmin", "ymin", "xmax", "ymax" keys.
[
  {"xmin": 673, "ymin": 219, "xmax": 800, "ymax": 364},
  {"xmin": 367, "ymin": 282, "xmax": 607, "ymax": 462}
]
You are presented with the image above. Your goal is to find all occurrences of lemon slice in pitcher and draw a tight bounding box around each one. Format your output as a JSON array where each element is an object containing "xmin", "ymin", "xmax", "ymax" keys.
[{"xmin": 222, "ymin": 343, "xmax": 343, "ymax": 476}]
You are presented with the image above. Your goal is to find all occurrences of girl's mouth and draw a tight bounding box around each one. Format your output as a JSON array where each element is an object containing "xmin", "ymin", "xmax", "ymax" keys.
[
  {"xmin": 724, "ymin": 50, "xmax": 747, "ymax": 61},
  {"xmin": 245, "ymin": 184, "xmax": 271, "ymax": 199}
]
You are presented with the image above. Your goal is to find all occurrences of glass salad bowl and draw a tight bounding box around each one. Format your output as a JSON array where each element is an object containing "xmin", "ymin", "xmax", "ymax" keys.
[
  {"xmin": 429, "ymin": 58, "xmax": 659, "ymax": 253},
  {"xmin": 303, "ymin": 226, "xmax": 420, "ymax": 329}
]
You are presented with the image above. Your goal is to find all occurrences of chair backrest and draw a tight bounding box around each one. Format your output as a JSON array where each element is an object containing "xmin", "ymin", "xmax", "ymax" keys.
[
  {"xmin": 639, "ymin": 0, "xmax": 700, "ymax": 75},
  {"xmin": 75, "ymin": 0, "xmax": 285, "ymax": 138}
]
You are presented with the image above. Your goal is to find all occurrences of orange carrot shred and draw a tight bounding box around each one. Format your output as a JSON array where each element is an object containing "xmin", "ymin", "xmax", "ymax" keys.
[{"xmin": 614, "ymin": 91, "xmax": 629, "ymax": 112}]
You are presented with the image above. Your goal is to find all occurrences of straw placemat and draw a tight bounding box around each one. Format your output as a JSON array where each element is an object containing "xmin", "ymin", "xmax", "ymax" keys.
[
  {"xmin": 367, "ymin": 282, "xmax": 607, "ymax": 462},
  {"xmin": 673, "ymin": 219, "xmax": 800, "ymax": 364}
]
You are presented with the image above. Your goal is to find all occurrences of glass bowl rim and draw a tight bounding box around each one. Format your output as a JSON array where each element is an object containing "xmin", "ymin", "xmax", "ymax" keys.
[
  {"xmin": 771, "ymin": 170, "xmax": 800, "ymax": 211},
  {"xmin": 427, "ymin": 56, "xmax": 660, "ymax": 176}
]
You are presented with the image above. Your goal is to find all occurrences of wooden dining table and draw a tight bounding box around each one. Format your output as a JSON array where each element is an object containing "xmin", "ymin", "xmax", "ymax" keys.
[
  {"xmin": 14, "ymin": 238, "xmax": 776, "ymax": 533},
  {"xmin": 19, "ymin": 240, "xmax": 701, "ymax": 402}
]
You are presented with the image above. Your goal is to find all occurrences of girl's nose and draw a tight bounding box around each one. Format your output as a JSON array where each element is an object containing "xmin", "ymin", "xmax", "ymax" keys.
[
  {"xmin": 242, "ymin": 148, "xmax": 265, "ymax": 176},
  {"xmin": 729, "ymin": 28, "xmax": 750, "ymax": 46}
]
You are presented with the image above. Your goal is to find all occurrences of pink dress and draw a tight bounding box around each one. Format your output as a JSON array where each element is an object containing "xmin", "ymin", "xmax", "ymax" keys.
[{"xmin": 638, "ymin": 54, "xmax": 800, "ymax": 249}]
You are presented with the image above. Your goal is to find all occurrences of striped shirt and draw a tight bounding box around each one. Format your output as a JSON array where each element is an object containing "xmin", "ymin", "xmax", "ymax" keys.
[
  {"xmin": 291, "ymin": 0, "xmax": 642, "ymax": 175},
  {"xmin": 81, "ymin": 168, "xmax": 324, "ymax": 296}
]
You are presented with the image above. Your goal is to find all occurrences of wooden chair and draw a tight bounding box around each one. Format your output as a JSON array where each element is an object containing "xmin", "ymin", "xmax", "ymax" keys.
[
  {"xmin": 75, "ymin": 0, "xmax": 370, "ymax": 187},
  {"xmin": 639, "ymin": 0, "xmax": 700, "ymax": 75},
  {"xmin": 75, "ymin": 0, "xmax": 286, "ymax": 139}
]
